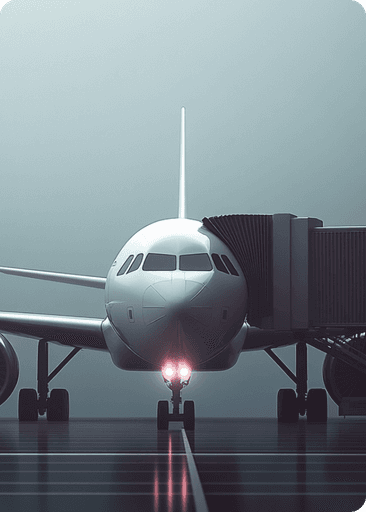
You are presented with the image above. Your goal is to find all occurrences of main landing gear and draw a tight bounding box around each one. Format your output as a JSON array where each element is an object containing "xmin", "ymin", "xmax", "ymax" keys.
[
  {"xmin": 277, "ymin": 387, "xmax": 327, "ymax": 423},
  {"xmin": 18, "ymin": 340, "xmax": 80, "ymax": 422},
  {"xmin": 266, "ymin": 341, "xmax": 328, "ymax": 423},
  {"xmin": 157, "ymin": 362, "xmax": 195, "ymax": 430}
]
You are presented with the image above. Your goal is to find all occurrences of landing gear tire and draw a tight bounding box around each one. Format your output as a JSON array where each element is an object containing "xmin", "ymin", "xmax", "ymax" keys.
[
  {"xmin": 306, "ymin": 388, "xmax": 327, "ymax": 423},
  {"xmin": 18, "ymin": 388, "xmax": 38, "ymax": 421},
  {"xmin": 277, "ymin": 388, "xmax": 299, "ymax": 423},
  {"xmin": 183, "ymin": 400, "xmax": 195, "ymax": 431},
  {"xmin": 157, "ymin": 400, "xmax": 169, "ymax": 430},
  {"xmin": 47, "ymin": 389, "xmax": 69, "ymax": 422}
]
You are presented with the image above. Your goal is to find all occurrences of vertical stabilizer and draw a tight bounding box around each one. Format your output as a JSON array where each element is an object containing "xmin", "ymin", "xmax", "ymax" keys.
[{"xmin": 178, "ymin": 106, "xmax": 186, "ymax": 219}]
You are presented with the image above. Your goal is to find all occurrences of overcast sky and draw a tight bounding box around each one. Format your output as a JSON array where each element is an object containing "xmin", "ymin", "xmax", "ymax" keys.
[{"xmin": 0, "ymin": 0, "xmax": 365, "ymax": 418}]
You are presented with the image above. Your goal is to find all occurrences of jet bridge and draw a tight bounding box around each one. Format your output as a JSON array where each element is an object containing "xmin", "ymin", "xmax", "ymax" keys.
[{"xmin": 203, "ymin": 214, "xmax": 366, "ymax": 415}]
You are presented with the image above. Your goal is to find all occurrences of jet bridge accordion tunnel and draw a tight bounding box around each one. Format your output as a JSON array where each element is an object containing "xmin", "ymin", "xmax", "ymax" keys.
[{"xmin": 203, "ymin": 214, "xmax": 366, "ymax": 411}]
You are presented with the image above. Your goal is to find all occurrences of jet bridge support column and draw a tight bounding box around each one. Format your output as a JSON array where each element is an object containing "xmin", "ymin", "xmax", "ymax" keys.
[{"xmin": 296, "ymin": 341, "xmax": 307, "ymax": 416}]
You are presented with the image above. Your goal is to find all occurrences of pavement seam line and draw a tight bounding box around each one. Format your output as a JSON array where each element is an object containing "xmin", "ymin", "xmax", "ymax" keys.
[{"xmin": 181, "ymin": 428, "xmax": 209, "ymax": 512}]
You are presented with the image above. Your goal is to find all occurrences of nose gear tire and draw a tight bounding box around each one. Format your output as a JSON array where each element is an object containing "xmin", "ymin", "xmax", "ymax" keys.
[
  {"xmin": 157, "ymin": 400, "xmax": 169, "ymax": 430},
  {"xmin": 183, "ymin": 400, "xmax": 195, "ymax": 430}
]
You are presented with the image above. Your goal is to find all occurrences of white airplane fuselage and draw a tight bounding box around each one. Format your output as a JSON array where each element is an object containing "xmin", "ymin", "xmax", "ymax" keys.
[{"xmin": 103, "ymin": 218, "xmax": 248, "ymax": 372}]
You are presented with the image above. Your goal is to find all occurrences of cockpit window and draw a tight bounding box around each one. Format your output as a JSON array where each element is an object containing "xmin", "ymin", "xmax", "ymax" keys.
[
  {"xmin": 221, "ymin": 255, "xmax": 239, "ymax": 276},
  {"xmin": 142, "ymin": 253, "xmax": 176, "ymax": 271},
  {"xmin": 117, "ymin": 255, "xmax": 134, "ymax": 275},
  {"xmin": 127, "ymin": 253, "xmax": 144, "ymax": 274},
  {"xmin": 179, "ymin": 253, "xmax": 213, "ymax": 271},
  {"xmin": 211, "ymin": 253, "xmax": 229, "ymax": 274}
]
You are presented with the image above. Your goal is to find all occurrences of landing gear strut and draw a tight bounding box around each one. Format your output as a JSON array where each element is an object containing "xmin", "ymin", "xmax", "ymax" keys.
[
  {"xmin": 267, "ymin": 341, "xmax": 327, "ymax": 423},
  {"xmin": 157, "ymin": 364, "xmax": 195, "ymax": 430},
  {"xmin": 18, "ymin": 340, "xmax": 80, "ymax": 422}
]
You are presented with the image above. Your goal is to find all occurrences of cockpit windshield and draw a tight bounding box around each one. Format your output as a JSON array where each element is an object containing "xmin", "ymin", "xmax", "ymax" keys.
[
  {"xmin": 142, "ymin": 253, "xmax": 213, "ymax": 272},
  {"xmin": 117, "ymin": 255, "xmax": 134, "ymax": 276},
  {"xmin": 142, "ymin": 253, "xmax": 177, "ymax": 271},
  {"xmin": 179, "ymin": 253, "xmax": 213, "ymax": 271}
]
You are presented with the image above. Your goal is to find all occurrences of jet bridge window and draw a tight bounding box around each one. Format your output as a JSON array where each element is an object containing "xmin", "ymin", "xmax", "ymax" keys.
[
  {"xmin": 127, "ymin": 253, "xmax": 144, "ymax": 274},
  {"xmin": 142, "ymin": 253, "xmax": 177, "ymax": 271},
  {"xmin": 179, "ymin": 253, "xmax": 213, "ymax": 271},
  {"xmin": 117, "ymin": 255, "xmax": 134, "ymax": 275},
  {"xmin": 221, "ymin": 255, "xmax": 239, "ymax": 276},
  {"xmin": 211, "ymin": 253, "xmax": 229, "ymax": 274}
]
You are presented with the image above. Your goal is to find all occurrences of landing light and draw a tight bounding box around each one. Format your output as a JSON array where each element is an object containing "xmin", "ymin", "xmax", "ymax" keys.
[
  {"xmin": 178, "ymin": 364, "xmax": 191, "ymax": 378},
  {"xmin": 162, "ymin": 363, "xmax": 175, "ymax": 380},
  {"xmin": 162, "ymin": 362, "xmax": 191, "ymax": 382},
  {"xmin": 166, "ymin": 367, "xmax": 174, "ymax": 377}
]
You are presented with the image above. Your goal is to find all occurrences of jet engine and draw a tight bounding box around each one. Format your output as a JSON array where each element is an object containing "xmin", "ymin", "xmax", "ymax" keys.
[
  {"xmin": 0, "ymin": 334, "xmax": 19, "ymax": 405},
  {"xmin": 322, "ymin": 335, "xmax": 366, "ymax": 405}
]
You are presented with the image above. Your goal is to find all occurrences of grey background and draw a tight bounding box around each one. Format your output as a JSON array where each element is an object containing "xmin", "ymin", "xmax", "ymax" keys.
[{"xmin": 0, "ymin": 0, "xmax": 365, "ymax": 418}]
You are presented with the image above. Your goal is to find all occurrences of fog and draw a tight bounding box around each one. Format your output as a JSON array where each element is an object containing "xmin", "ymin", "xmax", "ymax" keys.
[{"xmin": 0, "ymin": 0, "xmax": 365, "ymax": 418}]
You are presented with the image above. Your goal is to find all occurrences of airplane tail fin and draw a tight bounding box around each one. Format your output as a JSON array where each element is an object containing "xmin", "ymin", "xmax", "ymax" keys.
[{"xmin": 178, "ymin": 106, "xmax": 186, "ymax": 219}]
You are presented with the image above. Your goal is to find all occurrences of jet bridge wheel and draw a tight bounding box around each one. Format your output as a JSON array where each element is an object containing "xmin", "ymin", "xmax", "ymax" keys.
[
  {"xmin": 18, "ymin": 388, "xmax": 38, "ymax": 421},
  {"xmin": 277, "ymin": 389, "xmax": 299, "ymax": 423},
  {"xmin": 306, "ymin": 388, "xmax": 327, "ymax": 423},
  {"xmin": 47, "ymin": 389, "xmax": 69, "ymax": 422},
  {"xmin": 157, "ymin": 400, "xmax": 169, "ymax": 430}
]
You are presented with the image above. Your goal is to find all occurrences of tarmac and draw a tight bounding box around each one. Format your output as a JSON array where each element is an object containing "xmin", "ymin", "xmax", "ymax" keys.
[{"xmin": 0, "ymin": 417, "xmax": 364, "ymax": 512}]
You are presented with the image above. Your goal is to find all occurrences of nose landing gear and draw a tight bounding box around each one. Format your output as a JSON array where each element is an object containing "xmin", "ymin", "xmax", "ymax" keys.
[{"xmin": 157, "ymin": 367, "xmax": 195, "ymax": 430}]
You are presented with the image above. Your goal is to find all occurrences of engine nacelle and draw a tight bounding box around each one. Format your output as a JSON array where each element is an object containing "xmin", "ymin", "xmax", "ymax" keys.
[
  {"xmin": 0, "ymin": 334, "xmax": 19, "ymax": 405},
  {"xmin": 322, "ymin": 335, "xmax": 366, "ymax": 405}
]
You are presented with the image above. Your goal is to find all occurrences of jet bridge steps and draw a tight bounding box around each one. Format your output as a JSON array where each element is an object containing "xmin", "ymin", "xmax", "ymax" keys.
[{"xmin": 202, "ymin": 214, "xmax": 366, "ymax": 416}]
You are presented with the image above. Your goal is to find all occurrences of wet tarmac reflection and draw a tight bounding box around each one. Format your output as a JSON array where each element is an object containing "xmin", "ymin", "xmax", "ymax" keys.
[
  {"xmin": 154, "ymin": 432, "xmax": 191, "ymax": 512},
  {"xmin": 0, "ymin": 418, "xmax": 364, "ymax": 512}
]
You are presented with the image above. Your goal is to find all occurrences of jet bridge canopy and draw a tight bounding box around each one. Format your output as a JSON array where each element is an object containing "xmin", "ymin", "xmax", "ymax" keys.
[{"xmin": 203, "ymin": 214, "xmax": 366, "ymax": 332}]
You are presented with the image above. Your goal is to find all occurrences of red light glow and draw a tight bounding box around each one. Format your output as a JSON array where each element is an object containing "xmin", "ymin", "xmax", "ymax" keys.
[
  {"xmin": 153, "ymin": 434, "xmax": 188, "ymax": 512},
  {"xmin": 168, "ymin": 435, "xmax": 173, "ymax": 512},
  {"xmin": 178, "ymin": 362, "xmax": 191, "ymax": 379},
  {"xmin": 162, "ymin": 361, "xmax": 191, "ymax": 381},
  {"xmin": 182, "ymin": 459, "xmax": 188, "ymax": 511},
  {"xmin": 162, "ymin": 363, "xmax": 176, "ymax": 380},
  {"xmin": 154, "ymin": 465, "xmax": 159, "ymax": 512}
]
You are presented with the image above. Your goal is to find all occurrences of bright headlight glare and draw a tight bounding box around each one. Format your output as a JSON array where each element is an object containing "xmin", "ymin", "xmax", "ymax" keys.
[
  {"xmin": 162, "ymin": 362, "xmax": 191, "ymax": 381},
  {"xmin": 178, "ymin": 363, "xmax": 191, "ymax": 379},
  {"xmin": 162, "ymin": 363, "xmax": 175, "ymax": 380}
]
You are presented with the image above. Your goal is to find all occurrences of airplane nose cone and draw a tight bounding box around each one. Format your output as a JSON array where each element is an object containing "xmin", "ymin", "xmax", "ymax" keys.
[
  {"xmin": 138, "ymin": 277, "xmax": 220, "ymax": 365},
  {"xmin": 142, "ymin": 278, "xmax": 208, "ymax": 325}
]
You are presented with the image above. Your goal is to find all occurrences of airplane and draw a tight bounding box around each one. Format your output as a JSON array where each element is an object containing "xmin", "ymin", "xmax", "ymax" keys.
[{"xmin": 0, "ymin": 108, "xmax": 362, "ymax": 430}]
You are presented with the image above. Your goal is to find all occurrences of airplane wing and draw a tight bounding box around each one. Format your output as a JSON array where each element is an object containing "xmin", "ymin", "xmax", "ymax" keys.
[
  {"xmin": 0, "ymin": 267, "xmax": 106, "ymax": 289},
  {"xmin": 0, "ymin": 312, "xmax": 107, "ymax": 350}
]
